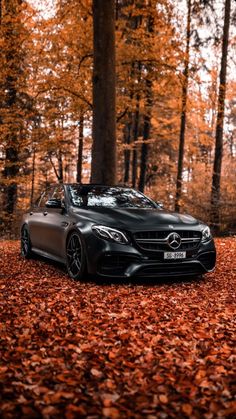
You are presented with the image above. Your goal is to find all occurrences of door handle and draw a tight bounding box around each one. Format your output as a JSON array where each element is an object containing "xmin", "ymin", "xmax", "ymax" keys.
[
  {"xmin": 43, "ymin": 211, "xmax": 48, "ymax": 216},
  {"xmin": 61, "ymin": 221, "xmax": 69, "ymax": 227}
]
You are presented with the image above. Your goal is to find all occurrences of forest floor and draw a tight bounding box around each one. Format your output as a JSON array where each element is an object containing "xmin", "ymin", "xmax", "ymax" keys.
[{"xmin": 0, "ymin": 239, "xmax": 235, "ymax": 419}]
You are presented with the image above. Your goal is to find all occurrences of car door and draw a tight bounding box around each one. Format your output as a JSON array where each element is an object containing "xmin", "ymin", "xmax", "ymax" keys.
[
  {"xmin": 39, "ymin": 185, "xmax": 69, "ymax": 259},
  {"xmin": 28, "ymin": 187, "xmax": 55, "ymax": 252}
]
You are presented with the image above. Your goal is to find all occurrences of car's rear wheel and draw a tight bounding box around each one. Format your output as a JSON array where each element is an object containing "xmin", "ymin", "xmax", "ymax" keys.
[
  {"xmin": 21, "ymin": 225, "xmax": 33, "ymax": 259},
  {"xmin": 66, "ymin": 232, "xmax": 87, "ymax": 280}
]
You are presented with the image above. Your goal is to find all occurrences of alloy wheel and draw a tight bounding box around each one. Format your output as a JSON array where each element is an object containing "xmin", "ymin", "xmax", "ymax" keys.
[
  {"xmin": 21, "ymin": 227, "xmax": 31, "ymax": 258},
  {"xmin": 66, "ymin": 233, "xmax": 83, "ymax": 278}
]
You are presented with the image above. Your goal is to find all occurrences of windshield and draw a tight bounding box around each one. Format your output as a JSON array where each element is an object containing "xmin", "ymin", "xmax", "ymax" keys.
[{"xmin": 68, "ymin": 185, "xmax": 156, "ymax": 209}]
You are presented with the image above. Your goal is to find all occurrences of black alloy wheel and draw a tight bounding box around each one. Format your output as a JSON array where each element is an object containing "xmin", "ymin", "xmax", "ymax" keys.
[
  {"xmin": 66, "ymin": 232, "xmax": 86, "ymax": 280},
  {"xmin": 21, "ymin": 226, "xmax": 32, "ymax": 258}
]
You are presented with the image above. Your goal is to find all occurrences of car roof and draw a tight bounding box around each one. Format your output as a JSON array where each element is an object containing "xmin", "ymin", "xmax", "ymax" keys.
[{"xmin": 64, "ymin": 183, "xmax": 130, "ymax": 188}]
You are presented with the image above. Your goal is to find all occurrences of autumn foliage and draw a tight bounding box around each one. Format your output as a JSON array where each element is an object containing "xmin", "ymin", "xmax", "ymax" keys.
[
  {"xmin": 0, "ymin": 0, "xmax": 236, "ymax": 236},
  {"xmin": 0, "ymin": 238, "xmax": 235, "ymax": 418}
]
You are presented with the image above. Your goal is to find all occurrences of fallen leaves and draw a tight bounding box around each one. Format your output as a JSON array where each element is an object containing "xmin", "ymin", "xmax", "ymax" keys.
[
  {"xmin": 91, "ymin": 368, "xmax": 103, "ymax": 378},
  {"xmin": 0, "ymin": 238, "xmax": 235, "ymax": 418},
  {"xmin": 159, "ymin": 394, "xmax": 168, "ymax": 404},
  {"xmin": 102, "ymin": 407, "xmax": 120, "ymax": 418}
]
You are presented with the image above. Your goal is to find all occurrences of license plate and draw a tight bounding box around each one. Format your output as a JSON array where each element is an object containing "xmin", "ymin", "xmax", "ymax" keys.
[{"xmin": 164, "ymin": 252, "xmax": 186, "ymax": 260}]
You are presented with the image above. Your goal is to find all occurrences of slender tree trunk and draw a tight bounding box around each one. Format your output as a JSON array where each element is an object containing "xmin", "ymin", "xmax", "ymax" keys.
[
  {"xmin": 175, "ymin": 0, "xmax": 191, "ymax": 212},
  {"xmin": 138, "ymin": 10, "xmax": 153, "ymax": 193},
  {"xmin": 58, "ymin": 149, "xmax": 63, "ymax": 183},
  {"xmin": 76, "ymin": 113, "xmax": 84, "ymax": 183},
  {"xmin": 139, "ymin": 80, "xmax": 152, "ymax": 192},
  {"xmin": 30, "ymin": 147, "xmax": 36, "ymax": 206},
  {"xmin": 91, "ymin": 0, "xmax": 116, "ymax": 184},
  {"xmin": 123, "ymin": 117, "xmax": 132, "ymax": 183},
  {"xmin": 210, "ymin": 0, "xmax": 231, "ymax": 232},
  {"xmin": 132, "ymin": 92, "xmax": 140, "ymax": 188},
  {"xmin": 4, "ymin": 148, "xmax": 18, "ymax": 214},
  {"xmin": 123, "ymin": 62, "xmax": 135, "ymax": 184},
  {"xmin": 49, "ymin": 155, "xmax": 60, "ymax": 182}
]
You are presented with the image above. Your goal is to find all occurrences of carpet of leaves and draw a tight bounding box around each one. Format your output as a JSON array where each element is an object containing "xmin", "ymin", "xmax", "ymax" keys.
[{"xmin": 0, "ymin": 239, "xmax": 235, "ymax": 419}]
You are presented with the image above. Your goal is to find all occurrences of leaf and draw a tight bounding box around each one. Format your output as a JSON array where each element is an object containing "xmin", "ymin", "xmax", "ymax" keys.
[
  {"xmin": 91, "ymin": 368, "xmax": 103, "ymax": 378},
  {"xmin": 159, "ymin": 394, "xmax": 168, "ymax": 404},
  {"xmin": 0, "ymin": 238, "xmax": 235, "ymax": 418},
  {"xmin": 182, "ymin": 404, "xmax": 193, "ymax": 415},
  {"xmin": 102, "ymin": 407, "xmax": 120, "ymax": 418}
]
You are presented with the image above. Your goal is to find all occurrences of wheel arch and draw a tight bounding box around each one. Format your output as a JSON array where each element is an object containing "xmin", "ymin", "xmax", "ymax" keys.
[
  {"xmin": 21, "ymin": 222, "xmax": 29, "ymax": 234},
  {"xmin": 65, "ymin": 228, "xmax": 88, "ymax": 264}
]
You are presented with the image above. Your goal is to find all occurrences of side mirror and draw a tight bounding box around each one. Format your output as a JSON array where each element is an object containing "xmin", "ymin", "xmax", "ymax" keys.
[
  {"xmin": 45, "ymin": 198, "xmax": 64, "ymax": 209},
  {"xmin": 156, "ymin": 201, "xmax": 164, "ymax": 209}
]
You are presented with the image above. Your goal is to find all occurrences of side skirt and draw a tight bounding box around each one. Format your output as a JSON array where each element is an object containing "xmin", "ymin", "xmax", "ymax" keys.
[{"xmin": 31, "ymin": 247, "xmax": 66, "ymax": 265}]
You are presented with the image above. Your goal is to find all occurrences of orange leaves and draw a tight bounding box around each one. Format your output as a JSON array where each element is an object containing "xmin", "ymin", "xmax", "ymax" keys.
[
  {"xmin": 159, "ymin": 394, "xmax": 168, "ymax": 404},
  {"xmin": 90, "ymin": 368, "xmax": 103, "ymax": 378},
  {"xmin": 102, "ymin": 407, "xmax": 120, "ymax": 418},
  {"xmin": 182, "ymin": 403, "xmax": 193, "ymax": 415},
  {"xmin": 0, "ymin": 238, "xmax": 235, "ymax": 418}
]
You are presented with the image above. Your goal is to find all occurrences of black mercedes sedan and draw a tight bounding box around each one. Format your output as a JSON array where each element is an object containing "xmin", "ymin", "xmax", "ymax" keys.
[{"xmin": 21, "ymin": 184, "xmax": 216, "ymax": 280}]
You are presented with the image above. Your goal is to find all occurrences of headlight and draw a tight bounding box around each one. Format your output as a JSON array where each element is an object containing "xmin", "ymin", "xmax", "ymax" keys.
[
  {"xmin": 92, "ymin": 225, "xmax": 130, "ymax": 245},
  {"xmin": 201, "ymin": 226, "xmax": 212, "ymax": 242}
]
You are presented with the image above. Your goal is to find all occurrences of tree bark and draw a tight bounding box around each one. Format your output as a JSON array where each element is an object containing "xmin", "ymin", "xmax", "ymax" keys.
[
  {"xmin": 30, "ymin": 147, "xmax": 36, "ymax": 206},
  {"xmin": 76, "ymin": 113, "xmax": 84, "ymax": 183},
  {"xmin": 175, "ymin": 0, "xmax": 191, "ymax": 212},
  {"xmin": 123, "ymin": 116, "xmax": 132, "ymax": 183},
  {"xmin": 132, "ymin": 89, "xmax": 140, "ymax": 188},
  {"xmin": 210, "ymin": 0, "xmax": 231, "ymax": 232},
  {"xmin": 91, "ymin": 0, "xmax": 116, "ymax": 184},
  {"xmin": 58, "ymin": 149, "xmax": 63, "ymax": 183},
  {"xmin": 3, "ymin": 0, "xmax": 22, "ymax": 215},
  {"xmin": 138, "ymin": 9, "xmax": 153, "ymax": 193},
  {"xmin": 139, "ymin": 80, "xmax": 152, "ymax": 192}
]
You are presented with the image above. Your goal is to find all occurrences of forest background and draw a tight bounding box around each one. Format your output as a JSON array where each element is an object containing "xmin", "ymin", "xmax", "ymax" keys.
[{"xmin": 0, "ymin": 0, "xmax": 235, "ymax": 237}]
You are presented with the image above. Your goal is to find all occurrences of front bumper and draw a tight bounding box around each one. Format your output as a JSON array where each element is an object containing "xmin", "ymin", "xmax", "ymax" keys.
[{"xmin": 85, "ymin": 234, "xmax": 216, "ymax": 278}]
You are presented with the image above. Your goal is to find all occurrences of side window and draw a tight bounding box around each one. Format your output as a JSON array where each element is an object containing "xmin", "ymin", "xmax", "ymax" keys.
[
  {"xmin": 51, "ymin": 185, "xmax": 65, "ymax": 202},
  {"xmin": 38, "ymin": 187, "xmax": 55, "ymax": 208}
]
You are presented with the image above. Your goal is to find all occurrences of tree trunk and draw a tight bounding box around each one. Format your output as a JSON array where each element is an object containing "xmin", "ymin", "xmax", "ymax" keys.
[
  {"xmin": 139, "ymin": 80, "xmax": 152, "ymax": 192},
  {"xmin": 123, "ymin": 61, "xmax": 135, "ymax": 184},
  {"xmin": 175, "ymin": 0, "xmax": 191, "ymax": 212},
  {"xmin": 3, "ymin": 0, "xmax": 22, "ymax": 215},
  {"xmin": 4, "ymin": 148, "xmax": 18, "ymax": 214},
  {"xmin": 210, "ymin": 0, "xmax": 231, "ymax": 232},
  {"xmin": 138, "ymin": 9, "xmax": 153, "ymax": 193},
  {"xmin": 76, "ymin": 113, "xmax": 84, "ymax": 183},
  {"xmin": 58, "ymin": 149, "xmax": 63, "ymax": 183},
  {"xmin": 30, "ymin": 147, "xmax": 36, "ymax": 206},
  {"xmin": 132, "ymin": 91, "xmax": 140, "ymax": 188},
  {"xmin": 123, "ymin": 116, "xmax": 132, "ymax": 183},
  {"xmin": 91, "ymin": 0, "xmax": 116, "ymax": 184}
]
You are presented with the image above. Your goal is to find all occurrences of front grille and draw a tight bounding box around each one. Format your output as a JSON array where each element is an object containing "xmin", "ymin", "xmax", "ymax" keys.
[
  {"xmin": 136, "ymin": 262, "xmax": 204, "ymax": 277},
  {"xmin": 133, "ymin": 230, "xmax": 202, "ymax": 252}
]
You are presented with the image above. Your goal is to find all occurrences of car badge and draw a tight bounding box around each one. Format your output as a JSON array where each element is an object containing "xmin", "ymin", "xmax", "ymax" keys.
[{"xmin": 167, "ymin": 232, "xmax": 181, "ymax": 250}]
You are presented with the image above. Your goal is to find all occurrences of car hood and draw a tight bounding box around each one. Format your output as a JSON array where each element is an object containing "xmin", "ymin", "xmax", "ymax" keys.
[{"xmin": 71, "ymin": 207, "xmax": 200, "ymax": 231}]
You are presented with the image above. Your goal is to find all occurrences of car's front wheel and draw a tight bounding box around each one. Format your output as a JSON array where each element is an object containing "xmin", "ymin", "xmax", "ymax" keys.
[
  {"xmin": 21, "ymin": 225, "xmax": 33, "ymax": 259},
  {"xmin": 66, "ymin": 232, "xmax": 87, "ymax": 281}
]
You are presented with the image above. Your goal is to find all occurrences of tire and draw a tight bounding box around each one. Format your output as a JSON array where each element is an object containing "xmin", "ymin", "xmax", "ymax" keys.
[
  {"xmin": 66, "ymin": 232, "xmax": 87, "ymax": 281},
  {"xmin": 21, "ymin": 225, "xmax": 33, "ymax": 259}
]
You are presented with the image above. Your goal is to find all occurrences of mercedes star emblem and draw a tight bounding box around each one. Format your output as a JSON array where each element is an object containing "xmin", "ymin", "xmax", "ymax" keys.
[{"xmin": 167, "ymin": 232, "xmax": 181, "ymax": 250}]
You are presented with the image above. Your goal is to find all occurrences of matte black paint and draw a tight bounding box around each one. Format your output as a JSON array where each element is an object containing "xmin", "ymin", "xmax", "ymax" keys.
[{"xmin": 21, "ymin": 184, "xmax": 216, "ymax": 279}]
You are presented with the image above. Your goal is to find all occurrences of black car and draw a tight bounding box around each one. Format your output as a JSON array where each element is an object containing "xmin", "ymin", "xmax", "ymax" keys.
[{"xmin": 21, "ymin": 184, "xmax": 216, "ymax": 280}]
